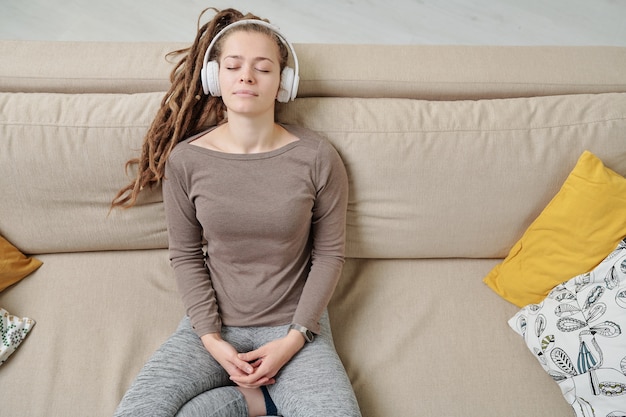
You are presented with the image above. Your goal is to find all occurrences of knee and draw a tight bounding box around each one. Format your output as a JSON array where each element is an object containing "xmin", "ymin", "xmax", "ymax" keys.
[{"xmin": 275, "ymin": 388, "xmax": 362, "ymax": 417}]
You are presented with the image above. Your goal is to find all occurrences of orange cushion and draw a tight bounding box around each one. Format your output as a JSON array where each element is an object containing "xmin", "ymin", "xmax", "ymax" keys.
[{"xmin": 0, "ymin": 235, "xmax": 42, "ymax": 292}]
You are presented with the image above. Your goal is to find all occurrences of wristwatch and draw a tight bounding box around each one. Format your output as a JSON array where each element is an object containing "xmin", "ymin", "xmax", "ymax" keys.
[{"xmin": 289, "ymin": 323, "xmax": 315, "ymax": 343}]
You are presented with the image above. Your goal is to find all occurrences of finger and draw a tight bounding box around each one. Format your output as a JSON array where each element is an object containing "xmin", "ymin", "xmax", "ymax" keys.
[
  {"xmin": 225, "ymin": 365, "xmax": 248, "ymax": 378},
  {"xmin": 223, "ymin": 357, "xmax": 254, "ymax": 377},
  {"xmin": 230, "ymin": 367, "xmax": 269, "ymax": 384},
  {"xmin": 231, "ymin": 375, "xmax": 274, "ymax": 388},
  {"xmin": 233, "ymin": 358, "xmax": 254, "ymax": 375},
  {"xmin": 250, "ymin": 359, "xmax": 263, "ymax": 368},
  {"xmin": 235, "ymin": 380, "xmax": 276, "ymax": 389},
  {"xmin": 231, "ymin": 361, "xmax": 275, "ymax": 386},
  {"xmin": 237, "ymin": 348, "xmax": 263, "ymax": 363}
]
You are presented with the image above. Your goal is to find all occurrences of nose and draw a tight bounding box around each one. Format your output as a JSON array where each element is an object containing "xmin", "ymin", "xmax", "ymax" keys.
[{"xmin": 240, "ymin": 67, "xmax": 254, "ymax": 84}]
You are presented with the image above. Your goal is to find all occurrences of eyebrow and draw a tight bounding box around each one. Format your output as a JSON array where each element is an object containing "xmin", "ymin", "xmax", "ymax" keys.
[{"xmin": 223, "ymin": 55, "xmax": 275, "ymax": 63}]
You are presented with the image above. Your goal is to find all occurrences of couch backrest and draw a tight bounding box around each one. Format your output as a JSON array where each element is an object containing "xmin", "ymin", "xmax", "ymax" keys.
[
  {"xmin": 0, "ymin": 92, "xmax": 165, "ymax": 253},
  {"xmin": 2, "ymin": 41, "xmax": 626, "ymax": 98},
  {"xmin": 1, "ymin": 42, "xmax": 626, "ymax": 258},
  {"xmin": 2, "ymin": 90, "xmax": 626, "ymax": 257},
  {"xmin": 278, "ymin": 94, "xmax": 626, "ymax": 259}
]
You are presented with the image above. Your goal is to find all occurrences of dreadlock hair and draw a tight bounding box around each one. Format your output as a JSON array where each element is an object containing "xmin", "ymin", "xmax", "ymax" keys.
[{"xmin": 111, "ymin": 7, "xmax": 289, "ymax": 209}]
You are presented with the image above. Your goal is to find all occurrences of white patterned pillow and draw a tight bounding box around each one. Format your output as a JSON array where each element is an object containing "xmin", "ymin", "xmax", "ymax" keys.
[
  {"xmin": 1, "ymin": 308, "xmax": 35, "ymax": 366},
  {"xmin": 509, "ymin": 238, "xmax": 626, "ymax": 417}
]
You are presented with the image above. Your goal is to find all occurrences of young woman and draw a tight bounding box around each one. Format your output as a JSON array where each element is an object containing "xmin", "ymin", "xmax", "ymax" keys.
[{"xmin": 111, "ymin": 8, "xmax": 361, "ymax": 417}]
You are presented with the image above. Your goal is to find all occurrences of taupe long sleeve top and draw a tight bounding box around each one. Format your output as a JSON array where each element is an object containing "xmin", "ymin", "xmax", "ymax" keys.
[{"xmin": 163, "ymin": 124, "xmax": 348, "ymax": 337}]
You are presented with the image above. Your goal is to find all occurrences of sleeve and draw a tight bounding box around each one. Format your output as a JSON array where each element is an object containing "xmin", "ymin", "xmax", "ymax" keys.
[
  {"xmin": 292, "ymin": 138, "xmax": 349, "ymax": 334},
  {"xmin": 163, "ymin": 153, "xmax": 222, "ymax": 337}
]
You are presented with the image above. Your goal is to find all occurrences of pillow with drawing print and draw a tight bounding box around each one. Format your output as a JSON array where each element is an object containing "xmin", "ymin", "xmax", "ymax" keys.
[
  {"xmin": 509, "ymin": 238, "xmax": 626, "ymax": 417},
  {"xmin": 1, "ymin": 308, "xmax": 35, "ymax": 366}
]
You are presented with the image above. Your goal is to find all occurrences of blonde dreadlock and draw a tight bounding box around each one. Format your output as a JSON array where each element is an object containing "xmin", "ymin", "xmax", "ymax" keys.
[{"xmin": 111, "ymin": 7, "xmax": 286, "ymax": 209}]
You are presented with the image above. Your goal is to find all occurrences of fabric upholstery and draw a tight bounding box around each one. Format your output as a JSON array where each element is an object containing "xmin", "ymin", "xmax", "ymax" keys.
[
  {"xmin": 1, "ymin": 40, "xmax": 626, "ymax": 417},
  {"xmin": 0, "ymin": 250, "xmax": 183, "ymax": 415}
]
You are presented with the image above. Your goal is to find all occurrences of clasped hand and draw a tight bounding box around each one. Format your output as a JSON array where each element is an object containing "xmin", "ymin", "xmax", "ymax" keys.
[{"xmin": 201, "ymin": 330, "xmax": 305, "ymax": 389}]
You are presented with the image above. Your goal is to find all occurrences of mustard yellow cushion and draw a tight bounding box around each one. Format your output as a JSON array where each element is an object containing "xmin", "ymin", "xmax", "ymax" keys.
[
  {"xmin": 483, "ymin": 151, "xmax": 626, "ymax": 307},
  {"xmin": 0, "ymin": 235, "xmax": 42, "ymax": 292}
]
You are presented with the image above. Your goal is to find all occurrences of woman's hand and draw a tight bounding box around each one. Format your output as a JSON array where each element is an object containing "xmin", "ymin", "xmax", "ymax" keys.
[
  {"xmin": 232, "ymin": 329, "xmax": 306, "ymax": 388},
  {"xmin": 200, "ymin": 333, "xmax": 257, "ymax": 381}
]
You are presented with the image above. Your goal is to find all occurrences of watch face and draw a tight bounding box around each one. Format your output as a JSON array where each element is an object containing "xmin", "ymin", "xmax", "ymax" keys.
[
  {"xmin": 290, "ymin": 324, "xmax": 314, "ymax": 342},
  {"xmin": 304, "ymin": 330, "xmax": 314, "ymax": 342}
]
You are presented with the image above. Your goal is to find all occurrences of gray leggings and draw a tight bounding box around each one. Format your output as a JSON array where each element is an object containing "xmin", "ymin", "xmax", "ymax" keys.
[{"xmin": 114, "ymin": 312, "xmax": 361, "ymax": 417}]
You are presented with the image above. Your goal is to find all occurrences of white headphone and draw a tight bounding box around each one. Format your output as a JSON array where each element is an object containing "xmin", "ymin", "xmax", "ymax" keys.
[{"xmin": 200, "ymin": 19, "xmax": 300, "ymax": 103}]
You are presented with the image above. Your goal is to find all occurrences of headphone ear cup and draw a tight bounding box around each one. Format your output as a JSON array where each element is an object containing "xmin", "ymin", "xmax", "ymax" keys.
[
  {"xmin": 201, "ymin": 66, "xmax": 209, "ymax": 95},
  {"xmin": 277, "ymin": 66, "xmax": 295, "ymax": 103},
  {"xmin": 291, "ymin": 73, "xmax": 300, "ymax": 101},
  {"xmin": 202, "ymin": 60, "xmax": 221, "ymax": 96}
]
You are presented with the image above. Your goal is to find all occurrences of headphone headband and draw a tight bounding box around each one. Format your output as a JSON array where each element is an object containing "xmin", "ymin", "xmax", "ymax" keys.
[{"xmin": 200, "ymin": 19, "xmax": 300, "ymax": 101}]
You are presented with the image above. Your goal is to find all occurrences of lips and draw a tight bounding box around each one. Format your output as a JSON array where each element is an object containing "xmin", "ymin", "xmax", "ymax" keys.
[{"xmin": 233, "ymin": 89, "xmax": 258, "ymax": 97}]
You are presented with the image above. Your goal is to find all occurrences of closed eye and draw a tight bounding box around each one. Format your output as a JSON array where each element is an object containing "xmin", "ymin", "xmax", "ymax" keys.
[
  {"xmin": 223, "ymin": 64, "xmax": 270, "ymax": 71},
  {"xmin": 222, "ymin": 55, "xmax": 276, "ymax": 73}
]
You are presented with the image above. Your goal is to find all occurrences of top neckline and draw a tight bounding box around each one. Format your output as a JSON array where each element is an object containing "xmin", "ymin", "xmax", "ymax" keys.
[{"xmin": 183, "ymin": 124, "xmax": 302, "ymax": 160}]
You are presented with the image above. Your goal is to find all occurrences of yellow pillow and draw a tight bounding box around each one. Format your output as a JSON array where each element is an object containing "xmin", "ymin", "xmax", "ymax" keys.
[
  {"xmin": 483, "ymin": 151, "xmax": 626, "ymax": 307},
  {"xmin": 0, "ymin": 235, "xmax": 42, "ymax": 292}
]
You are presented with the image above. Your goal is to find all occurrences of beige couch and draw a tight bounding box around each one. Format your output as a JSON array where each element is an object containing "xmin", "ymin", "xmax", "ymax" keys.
[{"xmin": 1, "ymin": 40, "xmax": 626, "ymax": 417}]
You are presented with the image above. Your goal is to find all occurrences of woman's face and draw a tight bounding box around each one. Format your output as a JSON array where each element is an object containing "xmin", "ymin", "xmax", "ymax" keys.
[{"xmin": 218, "ymin": 30, "xmax": 282, "ymax": 118}]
